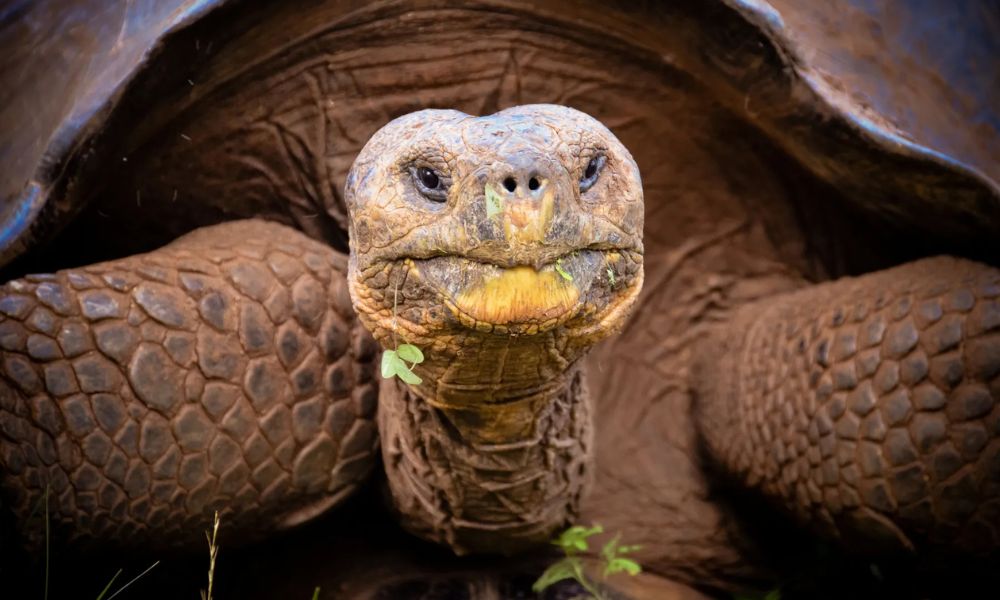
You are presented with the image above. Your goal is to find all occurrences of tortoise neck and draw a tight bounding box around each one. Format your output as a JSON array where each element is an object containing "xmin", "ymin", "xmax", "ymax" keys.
[
  {"xmin": 378, "ymin": 366, "xmax": 593, "ymax": 554},
  {"xmin": 407, "ymin": 330, "xmax": 585, "ymax": 419}
]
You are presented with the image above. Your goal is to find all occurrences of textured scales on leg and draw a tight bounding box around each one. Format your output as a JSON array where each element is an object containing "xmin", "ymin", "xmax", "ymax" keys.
[
  {"xmin": 0, "ymin": 220, "xmax": 378, "ymax": 546},
  {"xmin": 695, "ymin": 256, "xmax": 1000, "ymax": 554}
]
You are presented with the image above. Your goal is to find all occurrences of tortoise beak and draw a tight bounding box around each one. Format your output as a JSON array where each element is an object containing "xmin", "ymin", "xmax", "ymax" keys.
[{"xmin": 406, "ymin": 246, "xmax": 640, "ymax": 333}]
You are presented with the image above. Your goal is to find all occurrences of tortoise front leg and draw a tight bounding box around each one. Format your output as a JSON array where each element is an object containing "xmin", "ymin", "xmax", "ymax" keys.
[
  {"xmin": 0, "ymin": 220, "xmax": 378, "ymax": 546},
  {"xmin": 694, "ymin": 256, "xmax": 999, "ymax": 555}
]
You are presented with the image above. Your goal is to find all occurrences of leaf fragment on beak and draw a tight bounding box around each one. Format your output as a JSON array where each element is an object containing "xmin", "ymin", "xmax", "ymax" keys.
[
  {"xmin": 555, "ymin": 259, "xmax": 573, "ymax": 281},
  {"xmin": 485, "ymin": 183, "xmax": 504, "ymax": 219}
]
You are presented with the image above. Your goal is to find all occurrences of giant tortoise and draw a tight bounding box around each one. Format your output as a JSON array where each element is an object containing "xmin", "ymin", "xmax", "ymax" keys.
[{"xmin": 1, "ymin": 1, "xmax": 999, "ymax": 598}]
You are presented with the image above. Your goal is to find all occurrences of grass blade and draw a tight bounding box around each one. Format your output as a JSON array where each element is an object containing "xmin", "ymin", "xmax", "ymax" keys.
[
  {"xmin": 202, "ymin": 511, "xmax": 221, "ymax": 600},
  {"xmin": 105, "ymin": 561, "xmax": 160, "ymax": 600},
  {"xmin": 311, "ymin": 587, "xmax": 321, "ymax": 600},
  {"xmin": 95, "ymin": 569, "xmax": 123, "ymax": 600},
  {"xmin": 44, "ymin": 485, "xmax": 49, "ymax": 600}
]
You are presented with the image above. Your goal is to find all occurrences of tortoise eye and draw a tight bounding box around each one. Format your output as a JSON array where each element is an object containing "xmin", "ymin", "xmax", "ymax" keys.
[
  {"xmin": 418, "ymin": 167, "xmax": 440, "ymax": 189},
  {"xmin": 411, "ymin": 166, "xmax": 449, "ymax": 202},
  {"xmin": 580, "ymin": 155, "xmax": 606, "ymax": 192}
]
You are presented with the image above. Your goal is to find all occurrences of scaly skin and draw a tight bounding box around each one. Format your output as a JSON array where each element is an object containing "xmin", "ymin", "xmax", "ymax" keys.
[
  {"xmin": 695, "ymin": 256, "xmax": 1000, "ymax": 556},
  {"xmin": 0, "ymin": 220, "xmax": 378, "ymax": 546},
  {"xmin": 344, "ymin": 105, "xmax": 644, "ymax": 553}
]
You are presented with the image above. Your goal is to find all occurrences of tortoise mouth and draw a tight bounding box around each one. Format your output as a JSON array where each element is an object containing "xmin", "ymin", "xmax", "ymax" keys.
[{"xmin": 407, "ymin": 248, "xmax": 641, "ymax": 332}]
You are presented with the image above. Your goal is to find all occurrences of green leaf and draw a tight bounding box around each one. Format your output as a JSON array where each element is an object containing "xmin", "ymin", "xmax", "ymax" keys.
[
  {"xmin": 532, "ymin": 558, "xmax": 580, "ymax": 593},
  {"xmin": 599, "ymin": 531, "xmax": 642, "ymax": 580},
  {"xmin": 601, "ymin": 533, "xmax": 621, "ymax": 562},
  {"xmin": 381, "ymin": 348, "xmax": 423, "ymax": 385},
  {"xmin": 396, "ymin": 343, "xmax": 424, "ymax": 364},
  {"xmin": 555, "ymin": 524, "xmax": 602, "ymax": 552},
  {"xmin": 485, "ymin": 183, "xmax": 504, "ymax": 218},
  {"xmin": 395, "ymin": 362, "xmax": 423, "ymax": 385},
  {"xmin": 381, "ymin": 350, "xmax": 398, "ymax": 379},
  {"xmin": 604, "ymin": 557, "xmax": 641, "ymax": 577},
  {"xmin": 554, "ymin": 260, "xmax": 573, "ymax": 282},
  {"xmin": 606, "ymin": 266, "xmax": 616, "ymax": 288}
]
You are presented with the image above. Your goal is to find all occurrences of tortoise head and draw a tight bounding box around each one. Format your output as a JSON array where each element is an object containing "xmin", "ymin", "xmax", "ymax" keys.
[{"xmin": 345, "ymin": 104, "xmax": 643, "ymax": 390}]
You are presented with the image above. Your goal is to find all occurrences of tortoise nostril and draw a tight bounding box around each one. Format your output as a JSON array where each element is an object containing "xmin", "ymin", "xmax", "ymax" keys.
[
  {"xmin": 528, "ymin": 177, "xmax": 540, "ymax": 191},
  {"xmin": 503, "ymin": 177, "xmax": 517, "ymax": 193}
]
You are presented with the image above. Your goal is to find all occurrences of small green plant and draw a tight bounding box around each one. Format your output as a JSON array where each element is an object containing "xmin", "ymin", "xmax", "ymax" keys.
[
  {"xmin": 381, "ymin": 343, "xmax": 425, "ymax": 384},
  {"xmin": 554, "ymin": 259, "xmax": 573, "ymax": 282},
  {"xmin": 380, "ymin": 278, "xmax": 426, "ymax": 385},
  {"xmin": 532, "ymin": 524, "xmax": 641, "ymax": 599},
  {"xmin": 605, "ymin": 267, "xmax": 615, "ymax": 289}
]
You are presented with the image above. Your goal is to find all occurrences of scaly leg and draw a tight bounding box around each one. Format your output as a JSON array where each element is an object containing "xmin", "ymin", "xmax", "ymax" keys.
[
  {"xmin": 0, "ymin": 220, "xmax": 378, "ymax": 546},
  {"xmin": 695, "ymin": 256, "xmax": 1000, "ymax": 555}
]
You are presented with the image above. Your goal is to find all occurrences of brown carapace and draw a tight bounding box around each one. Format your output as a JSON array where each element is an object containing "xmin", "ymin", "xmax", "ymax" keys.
[{"xmin": 1, "ymin": 3, "xmax": 999, "ymax": 594}]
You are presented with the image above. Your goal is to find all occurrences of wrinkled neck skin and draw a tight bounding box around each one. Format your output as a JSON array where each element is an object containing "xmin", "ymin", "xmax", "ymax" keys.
[
  {"xmin": 350, "ymin": 262, "xmax": 607, "ymax": 554},
  {"xmin": 409, "ymin": 327, "xmax": 587, "ymax": 442},
  {"xmin": 378, "ymin": 337, "xmax": 593, "ymax": 555}
]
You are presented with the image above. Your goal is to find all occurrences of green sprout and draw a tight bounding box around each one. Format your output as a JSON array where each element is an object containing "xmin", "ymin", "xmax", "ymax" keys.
[
  {"xmin": 382, "ymin": 278, "xmax": 425, "ymax": 386},
  {"xmin": 606, "ymin": 267, "xmax": 615, "ymax": 289},
  {"xmin": 600, "ymin": 533, "xmax": 642, "ymax": 579},
  {"xmin": 555, "ymin": 259, "xmax": 573, "ymax": 282},
  {"xmin": 485, "ymin": 183, "xmax": 504, "ymax": 218},
  {"xmin": 381, "ymin": 343, "xmax": 424, "ymax": 385},
  {"xmin": 533, "ymin": 524, "xmax": 641, "ymax": 599}
]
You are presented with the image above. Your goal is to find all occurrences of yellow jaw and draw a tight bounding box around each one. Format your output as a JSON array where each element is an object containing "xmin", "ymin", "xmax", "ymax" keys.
[{"xmin": 456, "ymin": 266, "xmax": 579, "ymax": 325}]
